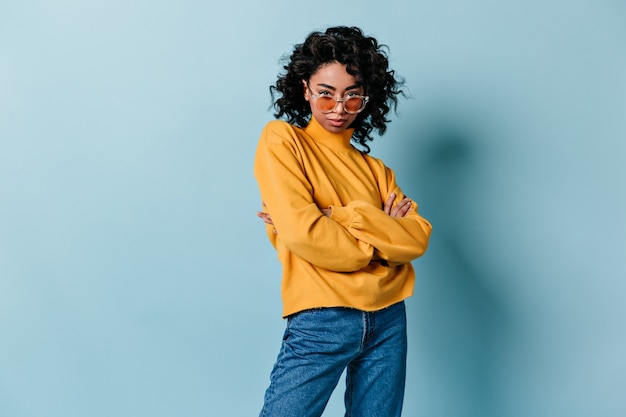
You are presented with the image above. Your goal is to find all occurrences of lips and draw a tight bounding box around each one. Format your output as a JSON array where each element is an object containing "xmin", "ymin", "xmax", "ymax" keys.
[{"xmin": 327, "ymin": 118, "xmax": 347, "ymax": 127}]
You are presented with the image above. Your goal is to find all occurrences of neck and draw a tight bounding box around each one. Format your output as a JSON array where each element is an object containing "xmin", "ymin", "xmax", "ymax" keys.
[{"xmin": 304, "ymin": 117, "xmax": 355, "ymax": 151}]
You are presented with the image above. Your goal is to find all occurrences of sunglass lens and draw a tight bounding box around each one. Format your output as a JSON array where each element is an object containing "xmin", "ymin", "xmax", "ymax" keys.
[
  {"xmin": 345, "ymin": 98, "xmax": 363, "ymax": 113},
  {"xmin": 317, "ymin": 97, "xmax": 335, "ymax": 111}
]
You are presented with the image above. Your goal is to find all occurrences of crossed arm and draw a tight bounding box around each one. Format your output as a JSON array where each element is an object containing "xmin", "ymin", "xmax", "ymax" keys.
[
  {"xmin": 256, "ymin": 192, "xmax": 413, "ymax": 232},
  {"xmin": 254, "ymin": 125, "xmax": 430, "ymax": 269}
]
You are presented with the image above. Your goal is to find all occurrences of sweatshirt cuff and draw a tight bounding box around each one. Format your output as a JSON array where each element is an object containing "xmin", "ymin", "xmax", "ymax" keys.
[{"xmin": 329, "ymin": 205, "xmax": 356, "ymax": 229}]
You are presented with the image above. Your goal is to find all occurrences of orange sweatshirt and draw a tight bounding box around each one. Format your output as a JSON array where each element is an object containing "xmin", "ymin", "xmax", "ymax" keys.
[{"xmin": 254, "ymin": 117, "xmax": 432, "ymax": 317}]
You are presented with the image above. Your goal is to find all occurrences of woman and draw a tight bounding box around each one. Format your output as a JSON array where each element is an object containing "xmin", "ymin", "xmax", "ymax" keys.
[{"xmin": 254, "ymin": 26, "xmax": 432, "ymax": 417}]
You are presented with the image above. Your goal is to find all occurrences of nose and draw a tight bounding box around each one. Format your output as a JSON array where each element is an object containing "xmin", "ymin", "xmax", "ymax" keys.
[{"xmin": 332, "ymin": 99, "xmax": 346, "ymax": 114}]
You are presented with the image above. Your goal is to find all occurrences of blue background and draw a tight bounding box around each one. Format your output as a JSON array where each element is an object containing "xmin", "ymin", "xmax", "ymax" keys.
[{"xmin": 1, "ymin": 1, "xmax": 625, "ymax": 416}]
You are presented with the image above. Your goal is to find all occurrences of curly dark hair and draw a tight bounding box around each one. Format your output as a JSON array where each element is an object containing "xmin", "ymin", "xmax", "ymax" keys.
[{"xmin": 270, "ymin": 26, "xmax": 405, "ymax": 153}]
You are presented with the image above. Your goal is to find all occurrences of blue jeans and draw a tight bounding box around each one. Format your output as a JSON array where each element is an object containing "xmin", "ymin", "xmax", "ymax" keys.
[{"xmin": 259, "ymin": 301, "xmax": 407, "ymax": 417}]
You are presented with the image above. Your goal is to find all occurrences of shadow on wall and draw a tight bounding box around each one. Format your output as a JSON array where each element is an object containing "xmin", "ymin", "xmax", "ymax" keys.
[{"xmin": 408, "ymin": 122, "xmax": 511, "ymax": 417}]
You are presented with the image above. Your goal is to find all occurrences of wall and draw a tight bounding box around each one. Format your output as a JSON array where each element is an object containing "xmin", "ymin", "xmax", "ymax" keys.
[{"xmin": 1, "ymin": 1, "xmax": 624, "ymax": 416}]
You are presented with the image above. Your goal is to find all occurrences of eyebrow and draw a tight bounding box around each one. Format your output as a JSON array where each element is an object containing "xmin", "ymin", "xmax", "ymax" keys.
[{"xmin": 315, "ymin": 82, "xmax": 361, "ymax": 91}]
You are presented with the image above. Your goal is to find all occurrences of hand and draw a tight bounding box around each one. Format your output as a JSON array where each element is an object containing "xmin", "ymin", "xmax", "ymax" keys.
[
  {"xmin": 383, "ymin": 192, "xmax": 412, "ymax": 218},
  {"xmin": 256, "ymin": 211, "xmax": 273, "ymax": 225},
  {"xmin": 256, "ymin": 201, "xmax": 277, "ymax": 233}
]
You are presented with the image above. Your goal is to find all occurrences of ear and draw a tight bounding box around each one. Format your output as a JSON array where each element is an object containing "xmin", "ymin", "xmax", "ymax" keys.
[{"xmin": 302, "ymin": 79, "xmax": 309, "ymax": 101}]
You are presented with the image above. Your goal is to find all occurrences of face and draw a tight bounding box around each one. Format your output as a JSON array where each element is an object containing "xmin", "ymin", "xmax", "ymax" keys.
[{"xmin": 303, "ymin": 62, "xmax": 365, "ymax": 133}]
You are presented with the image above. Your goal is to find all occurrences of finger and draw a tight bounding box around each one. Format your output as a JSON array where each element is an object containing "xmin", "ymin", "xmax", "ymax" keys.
[
  {"xmin": 383, "ymin": 192, "xmax": 396, "ymax": 215},
  {"xmin": 390, "ymin": 198, "xmax": 412, "ymax": 217},
  {"xmin": 257, "ymin": 212, "xmax": 274, "ymax": 225},
  {"xmin": 389, "ymin": 197, "xmax": 405, "ymax": 216},
  {"xmin": 398, "ymin": 199, "xmax": 413, "ymax": 217}
]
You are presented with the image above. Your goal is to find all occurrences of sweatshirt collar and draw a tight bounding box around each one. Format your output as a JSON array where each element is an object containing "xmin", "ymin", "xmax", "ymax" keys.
[{"xmin": 303, "ymin": 117, "xmax": 355, "ymax": 152}]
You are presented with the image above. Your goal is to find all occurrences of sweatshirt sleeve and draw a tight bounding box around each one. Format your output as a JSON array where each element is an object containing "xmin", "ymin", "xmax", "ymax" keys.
[
  {"xmin": 329, "ymin": 164, "xmax": 432, "ymax": 263},
  {"xmin": 254, "ymin": 122, "xmax": 374, "ymax": 272}
]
